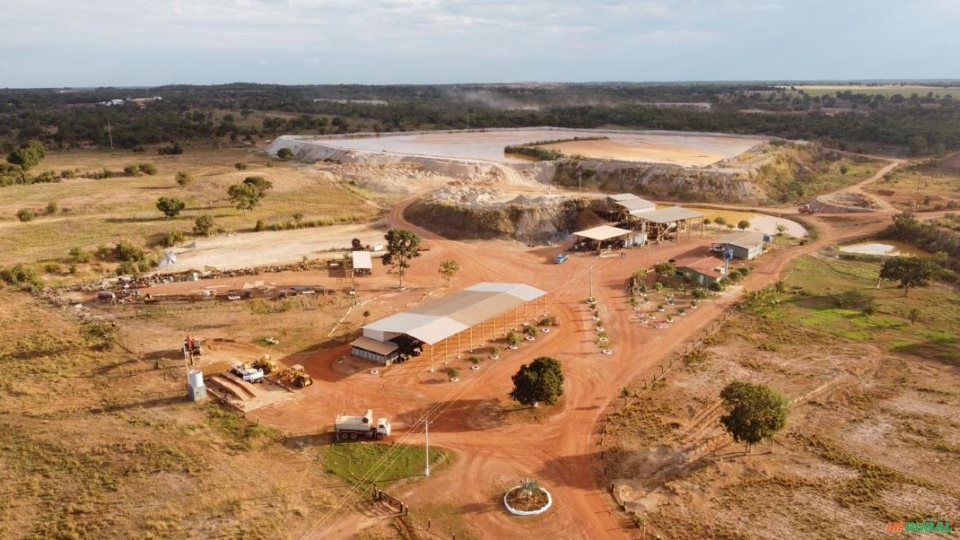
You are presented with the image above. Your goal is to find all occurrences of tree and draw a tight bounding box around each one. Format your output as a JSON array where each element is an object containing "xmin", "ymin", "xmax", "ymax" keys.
[
  {"xmin": 506, "ymin": 331, "xmax": 523, "ymax": 347},
  {"xmin": 653, "ymin": 261, "xmax": 675, "ymax": 277},
  {"xmin": 7, "ymin": 140, "xmax": 45, "ymax": 169},
  {"xmin": 719, "ymin": 381, "xmax": 789, "ymax": 452},
  {"xmin": 879, "ymin": 256, "xmax": 940, "ymax": 296},
  {"xmin": 243, "ymin": 176, "xmax": 272, "ymax": 195},
  {"xmin": 714, "ymin": 216, "xmax": 728, "ymax": 227},
  {"xmin": 277, "ymin": 147, "xmax": 294, "ymax": 160},
  {"xmin": 737, "ymin": 220, "xmax": 751, "ymax": 230},
  {"xmin": 228, "ymin": 182, "xmax": 262, "ymax": 211},
  {"xmin": 510, "ymin": 357, "xmax": 565, "ymax": 406},
  {"xmin": 382, "ymin": 229, "xmax": 421, "ymax": 289},
  {"xmin": 351, "ymin": 238, "xmax": 363, "ymax": 251},
  {"xmin": 193, "ymin": 214, "xmax": 215, "ymax": 236},
  {"xmin": 156, "ymin": 197, "xmax": 186, "ymax": 218},
  {"xmin": 438, "ymin": 259, "xmax": 460, "ymax": 286}
]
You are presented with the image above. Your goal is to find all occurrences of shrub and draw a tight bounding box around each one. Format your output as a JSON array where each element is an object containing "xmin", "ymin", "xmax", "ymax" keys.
[
  {"xmin": 67, "ymin": 247, "xmax": 90, "ymax": 264},
  {"xmin": 45, "ymin": 201, "xmax": 58, "ymax": 215},
  {"xmin": 158, "ymin": 142, "xmax": 184, "ymax": 155},
  {"xmin": 691, "ymin": 288, "xmax": 708, "ymax": 299},
  {"xmin": 277, "ymin": 148, "xmax": 294, "ymax": 160},
  {"xmin": 123, "ymin": 164, "xmax": 142, "ymax": 176},
  {"xmin": 175, "ymin": 171, "xmax": 193, "ymax": 187},
  {"xmin": 448, "ymin": 367, "xmax": 460, "ymax": 379},
  {"xmin": 193, "ymin": 214, "xmax": 215, "ymax": 236},
  {"xmin": 234, "ymin": 162, "xmax": 247, "ymax": 171},
  {"xmin": 0, "ymin": 264, "xmax": 42, "ymax": 289},
  {"xmin": 138, "ymin": 163, "xmax": 158, "ymax": 175},
  {"xmin": 254, "ymin": 219, "xmax": 266, "ymax": 232},
  {"xmin": 162, "ymin": 230, "xmax": 185, "ymax": 247},
  {"xmin": 114, "ymin": 241, "xmax": 145, "ymax": 262},
  {"xmin": 16, "ymin": 208, "xmax": 35, "ymax": 222},
  {"xmin": 709, "ymin": 281, "xmax": 724, "ymax": 292}
]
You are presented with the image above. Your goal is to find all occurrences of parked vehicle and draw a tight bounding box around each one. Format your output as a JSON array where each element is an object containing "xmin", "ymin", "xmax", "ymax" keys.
[
  {"xmin": 230, "ymin": 361, "xmax": 264, "ymax": 384},
  {"xmin": 335, "ymin": 410, "xmax": 391, "ymax": 441}
]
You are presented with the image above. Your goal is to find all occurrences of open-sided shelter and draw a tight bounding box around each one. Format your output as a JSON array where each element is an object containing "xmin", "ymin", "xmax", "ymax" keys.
[
  {"xmin": 352, "ymin": 251, "xmax": 373, "ymax": 275},
  {"xmin": 631, "ymin": 206, "xmax": 705, "ymax": 243},
  {"xmin": 352, "ymin": 282, "xmax": 548, "ymax": 365}
]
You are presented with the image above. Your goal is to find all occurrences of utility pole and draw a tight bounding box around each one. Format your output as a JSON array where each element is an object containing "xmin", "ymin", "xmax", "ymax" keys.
[
  {"xmin": 424, "ymin": 418, "xmax": 431, "ymax": 477},
  {"xmin": 589, "ymin": 265, "xmax": 594, "ymax": 300},
  {"xmin": 107, "ymin": 120, "xmax": 114, "ymax": 150}
]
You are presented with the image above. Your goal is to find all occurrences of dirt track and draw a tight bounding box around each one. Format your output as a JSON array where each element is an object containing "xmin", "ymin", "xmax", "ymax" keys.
[{"xmin": 225, "ymin": 151, "xmax": 918, "ymax": 539}]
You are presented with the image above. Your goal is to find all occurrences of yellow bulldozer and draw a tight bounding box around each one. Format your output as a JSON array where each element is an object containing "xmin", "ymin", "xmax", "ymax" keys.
[
  {"xmin": 252, "ymin": 355, "xmax": 279, "ymax": 374},
  {"xmin": 280, "ymin": 364, "xmax": 313, "ymax": 388}
]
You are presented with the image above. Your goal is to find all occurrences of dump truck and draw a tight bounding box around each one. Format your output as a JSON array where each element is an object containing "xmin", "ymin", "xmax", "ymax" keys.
[
  {"xmin": 335, "ymin": 410, "xmax": 391, "ymax": 441},
  {"xmin": 230, "ymin": 361, "xmax": 264, "ymax": 384},
  {"xmin": 280, "ymin": 364, "xmax": 313, "ymax": 388}
]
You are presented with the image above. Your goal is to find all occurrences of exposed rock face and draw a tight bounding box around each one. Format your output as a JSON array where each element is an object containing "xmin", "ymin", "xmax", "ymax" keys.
[
  {"xmin": 551, "ymin": 160, "xmax": 764, "ymax": 203},
  {"xmin": 404, "ymin": 195, "xmax": 598, "ymax": 242}
]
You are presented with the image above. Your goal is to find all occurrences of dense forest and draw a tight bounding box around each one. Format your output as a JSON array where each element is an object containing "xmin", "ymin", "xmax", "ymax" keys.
[{"xmin": 2, "ymin": 82, "xmax": 959, "ymax": 156}]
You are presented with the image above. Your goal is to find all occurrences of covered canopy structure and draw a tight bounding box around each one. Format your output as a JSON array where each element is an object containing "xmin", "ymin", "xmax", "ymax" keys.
[
  {"xmin": 630, "ymin": 206, "xmax": 706, "ymax": 243},
  {"xmin": 351, "ymin": 251, "xmax": 372, "ymax": 275},
  {"xmin": 606, "ymin": 193, "xmax": 656, "ymax": 220},
  {"xmin": 573, "ymin": 225, "xmax": 642, "ymax": 251},
  {"xmin": 352, "ymin": 282, "xmax": 548, "ymax": 365}
]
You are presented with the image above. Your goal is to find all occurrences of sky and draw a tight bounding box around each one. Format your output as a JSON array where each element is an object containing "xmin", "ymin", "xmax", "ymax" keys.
[{"xmin": 1, "ymin": 0, "xmax": 958, "ymax": 88}]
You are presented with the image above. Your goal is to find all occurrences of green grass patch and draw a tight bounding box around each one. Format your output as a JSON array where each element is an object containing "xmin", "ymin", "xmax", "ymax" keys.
[
  {"xmin": 204, "ymin": 403, "xmax": 277, "ymax": 450},
  {"xmin": 318, "ymin": 443, "xmax": 452, "ymax": 485}
]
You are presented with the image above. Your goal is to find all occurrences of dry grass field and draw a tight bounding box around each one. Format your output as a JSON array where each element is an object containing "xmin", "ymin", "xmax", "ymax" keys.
[
  {"xmin": 603, "ymin": 255, "xmax": 960, "ymax": 539},
  {"xmin": 865, "ymin": 165, "xmax": 960, "ymax": 212},
  {"xmin": 0, "ymin": 148, "xmax": 385, "ymax": 268},
  {"xmin": 779, "ymin": 85, "xmax": 960, "ymax": 99},
  {"xmin": 0, "ymin": 289, "xmax": 357, "ymax": 540}
]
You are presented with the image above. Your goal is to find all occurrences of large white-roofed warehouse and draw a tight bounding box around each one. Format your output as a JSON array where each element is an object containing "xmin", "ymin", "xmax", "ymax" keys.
[{"xmin": 351, "ymin": 282, "xmax": 548, "ymax": 365}]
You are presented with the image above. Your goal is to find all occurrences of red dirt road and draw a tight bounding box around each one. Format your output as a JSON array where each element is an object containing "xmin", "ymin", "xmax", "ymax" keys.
[{"xmin": 246, "ymin": 164, "xmax": 922, "ymax": 540}]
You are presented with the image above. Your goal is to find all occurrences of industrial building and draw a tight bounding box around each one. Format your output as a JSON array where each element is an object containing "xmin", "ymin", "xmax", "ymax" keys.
[
  {"xmin": 712, "ymin": 231, "xmax": 768, "ymax": 260},
  {"xmin": 351, "ymin": 282, "xmax": 548, "ymax": 365}
]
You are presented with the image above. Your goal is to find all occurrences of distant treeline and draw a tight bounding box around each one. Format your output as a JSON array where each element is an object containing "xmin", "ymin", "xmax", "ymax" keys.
[{"xmin": 2, "ymin": 83, "xmax": 960, "ymax": 156}]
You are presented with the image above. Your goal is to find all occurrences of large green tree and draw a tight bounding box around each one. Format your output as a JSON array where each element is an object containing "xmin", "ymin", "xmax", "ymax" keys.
[
  {"xmin": 879, "ymin": 256, "xmax": 940, "ymax": 296},
  {"xmin": 382, "ymin": 229, "xmax": 421, "ymax": 289},
  {"xmin": 6, "ymin": 140, "xmax": 45, "ymax": 169},
  {"xmin": 156, "ymin": 197, "xmax": 186, "ymax": 218},
  {"xmin": 510, "ymin": 357, "xmax": 565, "ymax": 406},
  {"xmin": 227, "ymin": 183, "xmax": 261, "ymax": 211},
  {"xmin": 719, "ymin": 381, "xmax": 789, "ymax": 452}
]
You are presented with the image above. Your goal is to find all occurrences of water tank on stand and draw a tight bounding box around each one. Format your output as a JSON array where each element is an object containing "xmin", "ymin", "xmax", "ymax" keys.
[{"xmin": 187, "ymin": 369, "xmax": 207, "ymax": 401}]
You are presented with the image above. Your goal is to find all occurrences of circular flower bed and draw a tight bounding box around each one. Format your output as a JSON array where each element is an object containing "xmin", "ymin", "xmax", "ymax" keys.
[{"xmin": 503, "ymin": 485, "xmax": 552, "ymax": 516}]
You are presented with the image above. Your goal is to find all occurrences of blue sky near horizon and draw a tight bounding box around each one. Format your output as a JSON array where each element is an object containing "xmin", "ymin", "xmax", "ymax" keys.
[{"xmin": 0, "ymin": 0, "xmax": 957, "ymax": 88}]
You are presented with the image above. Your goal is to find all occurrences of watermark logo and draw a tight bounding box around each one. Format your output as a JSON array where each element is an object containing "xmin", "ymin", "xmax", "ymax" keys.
[{"xmin": 886, "ymin": 521, "xmax": 953, "ymax": 533}]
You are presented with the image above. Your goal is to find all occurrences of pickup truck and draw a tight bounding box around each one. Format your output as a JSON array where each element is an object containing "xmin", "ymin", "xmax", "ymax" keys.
[
  {"xmin": 230, "ymin": 362, "xmax": 264, "ymax": 384},
  {"xmin": 554, "ymin": 254, "xmax": 569, "ymax": 264}
]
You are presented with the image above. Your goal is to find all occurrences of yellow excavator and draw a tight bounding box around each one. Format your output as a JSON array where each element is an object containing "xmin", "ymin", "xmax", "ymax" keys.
[{"xmin": 252, "ymin": 355, "xmax": 279, "ymax": 374}]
